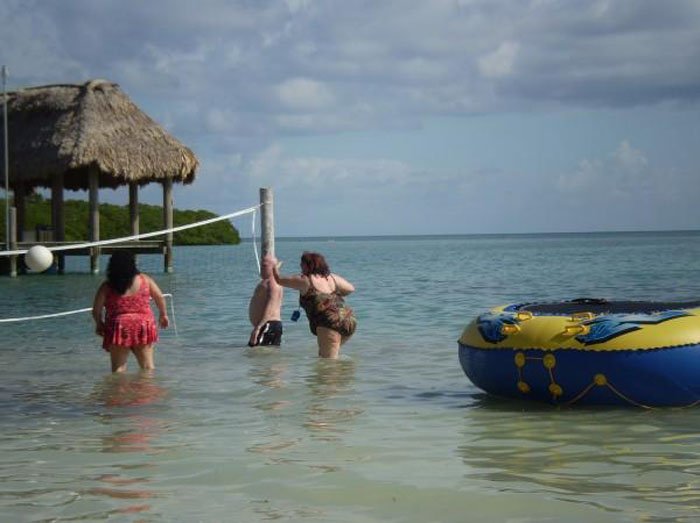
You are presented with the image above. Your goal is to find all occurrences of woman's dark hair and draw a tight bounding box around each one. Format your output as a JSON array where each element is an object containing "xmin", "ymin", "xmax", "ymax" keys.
[
  {"xmin": 301, "ymin": 251, "xmax": 330, "ymax": 277},
  {"xmin": 107, "ymin": 251, "xmax": 140, "ymax": 295}
]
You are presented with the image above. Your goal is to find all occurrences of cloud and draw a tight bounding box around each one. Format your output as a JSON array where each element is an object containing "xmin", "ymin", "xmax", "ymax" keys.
[
  {"xmin": 7, "ymin": 1, "xmax": 700, "ymax": 128},
  {"xmin": 557, "ymin": 140, "xmax": 652, "ymax": 196},
  {"xmin": 3, "ymin": 1, "xmax": 700, "ymax": 234},
  {"xmin": 275, "ymin": 77, "xmax": 335, "ymax": 111},
  {"xmin": 553, "ymin": 139, "xmax": 700, "ymax": 232},
  {"xmin": 614, "ymin": 140, "xmax": 648, "ymax": 171},
  {"xmin": 0, "ymin": 0, "xmax": 87, "ymax": 81},
  {"xmin": 478, "ymin": 41, "xmax": 519, "ymax": 78},
  {"xmin": 230, "ymin": 145, "xmax": 541, "ymax": 235}
]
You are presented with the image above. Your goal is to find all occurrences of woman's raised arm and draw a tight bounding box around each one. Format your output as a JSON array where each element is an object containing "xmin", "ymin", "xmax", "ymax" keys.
[{"xmin": 273, "ymin": 261, "xmax": 310, "ymax": 293}]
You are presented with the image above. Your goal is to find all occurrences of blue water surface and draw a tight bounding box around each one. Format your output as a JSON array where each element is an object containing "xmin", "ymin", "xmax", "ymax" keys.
[{"xmin": 2, "ymin": 231, "xmax": 700, "ymax": 522}]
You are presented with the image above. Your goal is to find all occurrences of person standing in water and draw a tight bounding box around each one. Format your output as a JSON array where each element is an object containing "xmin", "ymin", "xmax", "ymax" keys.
[
  {"xmin": 92, "ymin": 251, "xmax": 169, "ymax": 372},
  {"xmin": 248, "ymin": 254, "xmax": 284, "ymax": 347},
  {"xmin": 273, "ymin": 251, "xmax": 357, "ymax": 359}
]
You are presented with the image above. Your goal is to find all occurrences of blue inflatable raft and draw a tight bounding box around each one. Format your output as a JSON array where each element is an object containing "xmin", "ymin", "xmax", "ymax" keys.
[{"xmin": 458, "ymin": 299, "xmax": 700, "ymax": 407}]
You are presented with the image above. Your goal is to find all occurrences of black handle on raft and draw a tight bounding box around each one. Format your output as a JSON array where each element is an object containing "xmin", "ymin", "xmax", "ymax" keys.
[{"xmin": 571, "ymin": 298, "xmax": 609, "ymax": 305}]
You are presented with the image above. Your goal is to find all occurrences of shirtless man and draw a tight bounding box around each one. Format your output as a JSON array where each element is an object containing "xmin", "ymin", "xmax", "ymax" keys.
[{"xmin": 248, "ymin": 255, "xmax": 284, "ymax": 347}]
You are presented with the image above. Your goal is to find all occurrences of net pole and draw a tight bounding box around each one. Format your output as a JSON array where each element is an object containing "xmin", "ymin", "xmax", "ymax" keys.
[
  {"xmin": 2, "ymin": 66, "xmax": 9, "ymax": 251},
  {"xmin": 9, "ymin": 206, "xmax": 16, "ymax": 276},
  {"xmin": 260, "ymin": 187, "xmax": 275, "ymax": 260}
]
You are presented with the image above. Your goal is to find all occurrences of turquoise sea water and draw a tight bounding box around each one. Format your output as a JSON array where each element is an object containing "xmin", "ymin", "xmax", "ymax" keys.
[{"xmin": 2, "ymin": 232, "xmax": 700, "ymax": 522}]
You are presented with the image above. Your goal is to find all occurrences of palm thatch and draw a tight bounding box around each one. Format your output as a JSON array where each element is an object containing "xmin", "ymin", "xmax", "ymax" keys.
[{"xmin": 0, "ymin": 79, "xmax": 198, "ymax": 190}]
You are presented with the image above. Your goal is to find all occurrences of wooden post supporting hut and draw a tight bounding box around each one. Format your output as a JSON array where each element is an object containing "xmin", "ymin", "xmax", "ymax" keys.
[{"xmin": 0, "ymin": 79, "xmax": 199, "ymax": 275}]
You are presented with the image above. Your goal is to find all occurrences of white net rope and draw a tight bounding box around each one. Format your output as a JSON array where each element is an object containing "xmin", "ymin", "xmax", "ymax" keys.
[
  {"xmin": 0, "ymin": 294, "xmax": 178, "ymax": 334},
  {"xmin": 0, "ymin": 204, "xmax": 261, "ymax": 256},
  {"xmin": 0, "ymin": 202, "xmax": 263, "ymax": 326}
]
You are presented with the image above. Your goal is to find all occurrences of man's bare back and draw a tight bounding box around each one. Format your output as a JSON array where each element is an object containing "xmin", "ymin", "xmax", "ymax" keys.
[{"xmin": 248, "ymin": 256, "xmax": 284, "ymax": 346}]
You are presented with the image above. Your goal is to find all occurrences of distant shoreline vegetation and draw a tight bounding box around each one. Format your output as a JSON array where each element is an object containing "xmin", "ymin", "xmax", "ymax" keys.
[{"xmin": 0, "ymin": 194, "xmax": 240, "ymax": 245}]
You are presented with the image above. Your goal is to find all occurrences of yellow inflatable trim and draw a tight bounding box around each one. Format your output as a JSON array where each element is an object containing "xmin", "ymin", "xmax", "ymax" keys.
[{"xmin": 458, "ymin": 305, "xmax": 700, "ymax": 351}]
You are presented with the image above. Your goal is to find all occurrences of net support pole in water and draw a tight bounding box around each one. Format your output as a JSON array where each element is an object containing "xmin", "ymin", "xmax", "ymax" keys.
[
  {"xmin": 9, "ymin": 206, "xmax": 17, "ymax": 277},
  {"xmin": 260, "ymin": 187, "xmax": 275, "ymax": 259},
  {"xmin": 2, "ymin": 66, "xmax": 9, "ymax": 253},
  {"xmin": 163, "ymin": 179, "xmax": 174, "ymax": 273},
  {"xmin": 51, "ymin": 172, "xmax": 65, "ymax": 273},
  {"xmin": 89, "ymin": 166, "xmax": 100, "ymax": 275}
]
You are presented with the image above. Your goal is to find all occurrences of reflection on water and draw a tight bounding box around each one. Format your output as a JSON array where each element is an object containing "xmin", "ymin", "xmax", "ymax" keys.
[
  {"xmin": 247, "ymin": 351, "xmax": 289, "ymax": 390},
  {"xmin": 91, "ymin": 371, "xmax": 169, "ymax": 409},
  {"xmin": 307, "ymin": 359, "xmax": 356, "ymax": 399},
  {"xmin": 303, "ymin": 359, "xmax": 361, "ymax": 441},
  {"xmin": 246, "ymin": 353, "xmax": 300, "ymax": 455},
  {"xmin": 248, "ymin": 351, "xmax": 293, "ymax": 412},
  {"xmin": 86, "ymin": 373, "xmax": 170, "ymax": 517},
  {"xmin": 457, "ymin": 402, "xmax": 700, "ymax": 520}
]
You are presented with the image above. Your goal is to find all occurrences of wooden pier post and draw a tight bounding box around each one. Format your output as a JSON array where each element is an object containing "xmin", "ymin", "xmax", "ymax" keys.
[
  {"xmin": 163, "ymin": 179, "xmax": 173, "ymax": 273},
  {"xmin": 89, "ymin": 166, "xmax": 100, "ymax": 274},
  {"xmin": 9, "ymin": 206, "xmax": 17, "ymax": 277},
  {"xmin": 51, "ymin": 172, "xmax": 65, "ymax": 273},
  {"xmin": 14, "ymin": 182, "xmax": 24, "ymax": 242},
  {"xmin": 260, "ymin": 187, "xmax": 275, "ymax": 258},
  {"xmin": 129, "ymin": 182, "xmax": 139, "ymax": 236}
]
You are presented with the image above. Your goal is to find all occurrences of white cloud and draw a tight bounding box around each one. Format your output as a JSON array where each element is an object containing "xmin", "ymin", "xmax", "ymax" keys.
[
  {"xmin": 0, "ymin": 0, "xmax": 86, "ymax": 82},
  {"xmin": 478, "ymin": 41, "xmax": 519, "ymax": 78},
  {"xmin": 3, "ymin": 1, "xmax": 700, "ymax": 234},
  {"xmin": 557, "ymin": 140, "xmax": 679, "ymax": 204},
  {"xmin": 276, "ymin": 77, "xmax": 335, "ymax": 111},
  {"xmin": 7, "ymin": 0, "xmax": 700, "ymax": 138},
  {"xmin": 614, "ymin": 140, "xmax": 648, "ymax": 171},
  {"xmin": 557, "ymin": 158, "xmax": 601, "ymax": 193},
  {"xmin": 284, "ymin": 0, "xmax": 312, "ymax": 13},
  {"xmin": 205, "ymin": 109, "xmax": 237, "ymax": 133}
]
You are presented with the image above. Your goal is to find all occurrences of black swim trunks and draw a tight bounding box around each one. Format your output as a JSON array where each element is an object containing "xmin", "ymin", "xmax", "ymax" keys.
[{"xmin": 251, "ymin": 320, "xmax": 283, "ymax": 346}]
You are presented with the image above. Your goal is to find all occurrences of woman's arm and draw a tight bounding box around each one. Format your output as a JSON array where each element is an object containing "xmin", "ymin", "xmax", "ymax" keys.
[
  {"xmin": 272, "ymin": 260, "xmax": 310, "ymax": 293},
  {"xmin": 146, "ymin": 274, "xmax": 169, "ymax": 328},
  {"xmin": 92, "ymin": 283, "xmax": 107, "ymax": 336},
  {"xmin": 332, "ymin": 274, "xmax": 355, "ymax": 296}
]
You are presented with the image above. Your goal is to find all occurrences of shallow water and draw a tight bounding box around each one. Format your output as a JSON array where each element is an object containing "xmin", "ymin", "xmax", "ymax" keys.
[{"xmin": 2, "ymin": 232, "xmax": 700, "ymax": 521}]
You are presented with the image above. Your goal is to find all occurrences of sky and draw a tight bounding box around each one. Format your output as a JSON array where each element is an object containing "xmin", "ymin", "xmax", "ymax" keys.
[{"xmin": 1, "ymin": 0, "xmax": 700, "ymax": 236}]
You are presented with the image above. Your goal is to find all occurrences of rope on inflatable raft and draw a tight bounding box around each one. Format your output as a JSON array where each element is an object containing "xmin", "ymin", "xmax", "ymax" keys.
[{"xmin": 459, "ymin": 300, "xmax": 700, "ymax": 408}]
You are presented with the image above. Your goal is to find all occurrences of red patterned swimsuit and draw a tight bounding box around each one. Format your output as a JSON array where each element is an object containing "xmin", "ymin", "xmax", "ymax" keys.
[{"xmin": 102, "ymin": 274, "xmax": 159, "ymax": 350}]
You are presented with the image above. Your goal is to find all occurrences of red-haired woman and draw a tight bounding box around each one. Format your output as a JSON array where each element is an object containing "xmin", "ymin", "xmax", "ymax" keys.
[{"xmin": 273, "ymin": 251, "xmax": 357, "ymax": 358}]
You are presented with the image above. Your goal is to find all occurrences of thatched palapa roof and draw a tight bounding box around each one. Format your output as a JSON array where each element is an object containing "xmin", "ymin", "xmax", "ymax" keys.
[{"xmin": 0, "ymin": 79, "xmax": 198, "ymax": 190}]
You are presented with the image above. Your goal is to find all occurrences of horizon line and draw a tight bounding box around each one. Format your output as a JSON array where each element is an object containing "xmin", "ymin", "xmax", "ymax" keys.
[{"xmin": 238, "ymin": 228, "xmax": 700, "ymax": 240}]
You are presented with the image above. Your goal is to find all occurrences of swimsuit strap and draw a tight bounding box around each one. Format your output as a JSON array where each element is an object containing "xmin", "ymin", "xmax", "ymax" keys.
[
  {"xmin": 304, "ymin": 274, "xmax": 315, "ymax": 295},
  {"xmin": 304, "ymin": 274, "xmax": 336, "ymax": 295},
  {"xmin": 139, "ymin": 274, "xmax": 149, "ymax": 294}
]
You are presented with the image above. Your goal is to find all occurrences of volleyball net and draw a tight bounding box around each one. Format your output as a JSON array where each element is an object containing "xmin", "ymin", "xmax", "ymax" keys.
[
  {"xmin": 0, "ymin": 204, "xmax": 261, "ymax": 256},
  {"xmin": 0, "ymin": 201, "xmax": 263, "ymax": 325}
]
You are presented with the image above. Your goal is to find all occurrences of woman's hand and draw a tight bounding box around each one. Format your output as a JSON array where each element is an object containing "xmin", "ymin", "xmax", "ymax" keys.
[
  {"xmin": 95, "ymin": 321, "xmax": 105, "ymax": 337},
  {"xmin": 159, "ymin": 314, "xmax": 170, "ymax": 329},
  {"xmin": 272, "ymin": 259, "xmax": 283, "ymax": 283}
]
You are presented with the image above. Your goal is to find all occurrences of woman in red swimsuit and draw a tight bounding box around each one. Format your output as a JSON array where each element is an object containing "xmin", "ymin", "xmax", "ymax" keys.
[{"xmin": 92, "ymin": 252, "xmax": 169, "ymax": 372}]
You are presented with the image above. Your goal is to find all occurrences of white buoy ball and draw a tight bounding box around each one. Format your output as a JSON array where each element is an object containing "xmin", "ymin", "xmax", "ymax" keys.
[{"xmin": 25, "ymin": 245, "xmax": 54, "ymax": 272}]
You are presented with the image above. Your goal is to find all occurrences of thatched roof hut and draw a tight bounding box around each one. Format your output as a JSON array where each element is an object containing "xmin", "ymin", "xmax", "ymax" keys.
[
  {"xmin": 0, "ymin": 79, "xmax": 199, "ymax": 274},
  {"xmin": 1, "ymin": 79, "xmax": 198, "ymax": 190}
]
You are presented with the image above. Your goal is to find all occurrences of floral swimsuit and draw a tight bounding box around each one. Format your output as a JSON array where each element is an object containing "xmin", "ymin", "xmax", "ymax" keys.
[
  {"xmin": 102, "ymin": 274, "xmax": 158, "ymax": 350},
  {"xmin": 299, "ymin": 275, "xmax": 357, "ymax": 338}
]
